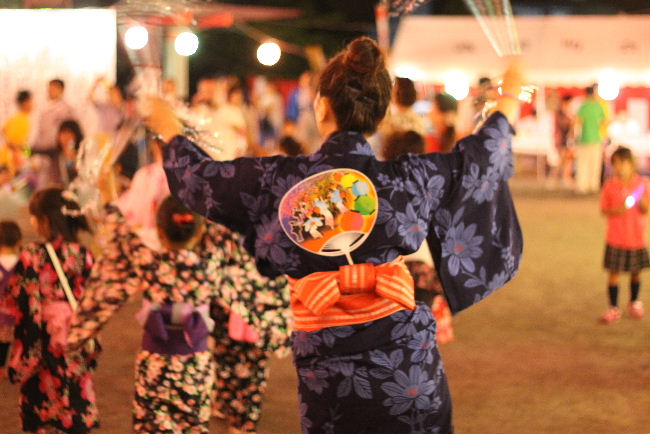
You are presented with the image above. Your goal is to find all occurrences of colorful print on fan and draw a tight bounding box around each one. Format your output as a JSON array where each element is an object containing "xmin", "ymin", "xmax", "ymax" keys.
[{"xmin": 278, "ymin": 169, "xmax": 378, "ymax": 264}]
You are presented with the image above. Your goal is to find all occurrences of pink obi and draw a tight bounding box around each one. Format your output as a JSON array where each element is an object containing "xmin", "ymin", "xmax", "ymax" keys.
[{"xmin": 41, "ymin": 301, "xmax": 73, "ymax": 354}]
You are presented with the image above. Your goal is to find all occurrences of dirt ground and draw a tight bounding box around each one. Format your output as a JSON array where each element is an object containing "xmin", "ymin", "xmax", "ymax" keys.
[{"xmin": 0, "ymin": 178, "xmax": 648, "ymax": 434}]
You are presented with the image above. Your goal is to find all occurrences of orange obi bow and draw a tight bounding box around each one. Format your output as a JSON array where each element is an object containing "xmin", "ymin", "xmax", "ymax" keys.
[{"xmin": 289, "ymin": 256, "xmax": 415, "ymax": 328}]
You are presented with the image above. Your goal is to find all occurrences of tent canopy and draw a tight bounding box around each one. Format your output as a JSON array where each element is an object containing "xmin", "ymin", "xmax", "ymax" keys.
[{"xmin": 390, "ymin": 15, "xmax": 650, "ymax": 86}]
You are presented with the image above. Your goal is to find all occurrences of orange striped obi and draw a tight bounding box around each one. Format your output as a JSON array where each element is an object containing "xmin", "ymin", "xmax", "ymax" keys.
[{"xmin": 289, "ymin": 256, "xmax": 416, "ymax": 331}]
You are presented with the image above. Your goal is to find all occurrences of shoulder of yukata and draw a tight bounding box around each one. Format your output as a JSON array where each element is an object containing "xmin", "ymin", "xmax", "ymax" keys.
[{"xmin": 17, "ymin": 242, "xmax": 45, "ymax": 269}]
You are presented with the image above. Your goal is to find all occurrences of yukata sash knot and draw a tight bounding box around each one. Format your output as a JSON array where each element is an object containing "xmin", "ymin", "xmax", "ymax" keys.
[
  {"xmin": 289, "ymin": 256, "xmax": 415, "ymax": 331},
  {"xmin": 136, "ymin": 301, "xmax": 213, "ymax": 355}
]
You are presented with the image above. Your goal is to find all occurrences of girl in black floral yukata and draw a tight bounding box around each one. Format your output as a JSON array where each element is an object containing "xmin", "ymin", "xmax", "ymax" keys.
[
  {"xmin": 148, "ymin": 37, "xmax": 526, "ymax": 434},
  {"xmin": 8, "ymin": 188, "xmax": 99, "ymax": 434},
  {"xmin": 68, "ymin": 176, "xmax": 290, "ymax": 434}
]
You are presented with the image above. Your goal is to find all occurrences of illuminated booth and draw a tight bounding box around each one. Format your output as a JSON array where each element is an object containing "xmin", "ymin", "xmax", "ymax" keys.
[{"xmin": 391, "ymin": 15, "xmax": 650, "ymax": 175}]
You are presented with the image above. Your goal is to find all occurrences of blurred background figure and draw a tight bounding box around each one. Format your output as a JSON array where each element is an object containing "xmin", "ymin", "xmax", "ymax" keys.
[
  {"xmin": 429, "ymin": 92, "xmax": 458, "ymax": 153},
  {"xmin": 286, "ymin": 71, "xmax": 319, "ymax": 153},
  {"xmin": 162, "ymin": 77, "xmax": 184, "ymax": 108},
  {"xmin": 252, "ymin": 76, "xmax": 284, "ymax": 149},
  {"xmin": 385, "ymin": 77, "xmax": 426, "ymax": 136},
  {"xmin": 575, "ymin": 85, "xmax": 606, "ymax": 194},
  {"xmin": 216, "ymin": 84, "xmax": 250, "ymax": 160},
  {"xmin": 1, "ymin": 90, "xmax": 33, "ymax": 177},
  {"xmin": 53, "ymin": 119, "xmax": 83, "ymax": 188},
  {"xmin": 553, "ymin": 94, "xmax": 575, "ymax": 187},
  {"xmin": 88, "ymin": 76, "xmax": 125, "ymax": 143},
  {"xmin": 31, "ymin": 79, "xmax": 76, "ymax": 188}
]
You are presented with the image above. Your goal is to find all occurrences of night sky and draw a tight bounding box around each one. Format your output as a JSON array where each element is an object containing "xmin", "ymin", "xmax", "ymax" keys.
[{"xmin": 62, "ymin": 0, "xmax": 649, "ymax": 89}]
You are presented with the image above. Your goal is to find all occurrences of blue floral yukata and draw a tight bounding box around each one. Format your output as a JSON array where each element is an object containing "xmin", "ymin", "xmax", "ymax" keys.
[{"xmin": 163, "ymin": 112, "xmax": 523, "ymax": 434}]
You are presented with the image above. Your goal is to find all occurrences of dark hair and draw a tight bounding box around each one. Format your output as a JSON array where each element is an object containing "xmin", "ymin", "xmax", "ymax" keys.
[
  {"xmin": 29, "ymin": 188, "xmax": 90, "ymax": 242},
  {"xmin": 278, "ymin": 136, "xmax": 304, "ymax": 157},
  {"xmin": 394, "ymin": 77, "xmax": 417, "ymax": 107},
  {"xmin": 228, "ymin": 85, "xmax": 243, "ymax": 99},
  {"xmin": 561, "ymin": 94, "xmax": 573, "ymax": 103},
  {"xmin": 0, "ymin": 221, "xmax": 21, "ymax": 247},
  {"xmin": 478, "ymin": 77, "xmax": 492, "ymax": 87},
  {"xmin": 58, "ymin": 119, "xmax": 84, "ymax": 151},
  {"xmin": 16, "ymin": 90, "xmax": 31, "ymax": 105},
  {"xmin": 585, "ymin": 86, "xmax": 595, "ymax": 96},
  {"xmin": 318, "ymin": 36, "xmax": 392, "ymax": 135},
  {"xmin": 382, "ymin": 130, "xmax": 425, "ymax": 161},
  {"xmin": 109, "ymin": 85, "xmax": 124, "ymax": 100},
  {"xmin": 156, "ymin": 196, "xmax": 203, "ymax": 246},
  {"xmin": 50, "ymin": 78, "xmax": 65, "ymax": 89},
  {"xmin": 611, "ymin": 146, "xmax": 634, "ymax": 165},
  {"xmin": 433, "ymin": 92, "xmax": 458, "ymax": 114}
]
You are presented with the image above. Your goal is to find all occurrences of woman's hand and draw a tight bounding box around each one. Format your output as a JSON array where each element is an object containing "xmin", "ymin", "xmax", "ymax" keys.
[
  {"xmin": 144, "ymin": 97, "xmax": 183, "ymax": 143},
  {"xmin": 98, "ymin": 164, "xmax": 118, "ymax": 205},
  {"xmin": 495, "ymin": 57, "xmax": 526, "ymax": 124}
]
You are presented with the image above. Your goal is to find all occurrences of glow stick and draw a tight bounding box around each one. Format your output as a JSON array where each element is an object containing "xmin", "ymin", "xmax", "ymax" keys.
[
  {"xmin": 463, "ymin": 0, "xmax": 504, "ymax": 57},
  {"xmin": 625, "ymin": 183, "xmax": 646, "ymax": 209},
  {"xmin": 502, "ymin": 0, "xmax": 521, "ymax": 54}
]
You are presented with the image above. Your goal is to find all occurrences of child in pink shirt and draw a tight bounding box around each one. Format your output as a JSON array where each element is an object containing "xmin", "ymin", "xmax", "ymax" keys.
[{"xmin": 600, "ymin": 146, "xmax": 650, "ymax": 323}]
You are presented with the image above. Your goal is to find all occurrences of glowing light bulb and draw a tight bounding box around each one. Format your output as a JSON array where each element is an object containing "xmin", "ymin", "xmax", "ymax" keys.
[
  {"xmin": 175, "ymin": 31, "xmax": 199, "ymax": 56},
  {"xmin": 257, "ymin": 42, "xmax": 281, "ymax": 66},
  {"xmin": 598, "ymin": 69, "xmax": 621, "ymax": 101},
  {"xmin": 443, "ymin": 70, "xmax": 470, "ymax": 100},
  {"xmin": 124, "ymin": 25, "xmax": 148, "ymax": 50}
]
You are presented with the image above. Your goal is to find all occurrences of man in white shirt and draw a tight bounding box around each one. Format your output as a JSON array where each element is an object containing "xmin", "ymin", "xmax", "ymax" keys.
[{"xmin": 30, "ymin": 79, "xmax": 76, "ymax": 188}]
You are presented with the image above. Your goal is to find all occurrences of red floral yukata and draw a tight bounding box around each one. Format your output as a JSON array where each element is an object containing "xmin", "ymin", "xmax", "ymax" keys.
[{"xmin": 8, "ymin": 238, "xmax": 99, "ymax": 434}]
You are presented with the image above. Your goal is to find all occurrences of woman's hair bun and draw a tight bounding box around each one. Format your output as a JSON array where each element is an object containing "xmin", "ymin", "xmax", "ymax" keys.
[{"xmin": 342, "ymin": 36, "xmax": 384, "ymax": 76}]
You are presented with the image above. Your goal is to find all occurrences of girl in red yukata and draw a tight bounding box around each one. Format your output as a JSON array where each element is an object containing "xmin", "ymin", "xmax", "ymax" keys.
[{"xmin": 8, "ymin": 188, "xmax": 99, "ymax": 434}]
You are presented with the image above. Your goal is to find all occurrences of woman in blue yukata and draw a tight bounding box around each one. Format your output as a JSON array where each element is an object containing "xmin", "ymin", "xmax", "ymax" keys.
[{"xmin": 147, "ymin": 36, "xmax": 525, "ymax": 434}]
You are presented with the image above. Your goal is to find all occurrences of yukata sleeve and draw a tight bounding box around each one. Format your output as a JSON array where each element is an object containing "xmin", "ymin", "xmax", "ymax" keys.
[
  {"xmin": 206, "ymin": 228, "xmax": 292, "ymax": 354},
  {"xmin": 419, "ymin": 111, "xmax": 523, "ymax": 314},
  {"xmin": 8, "ymin": 247, "xmax": 43, "ymax": 384},
  {"xmin": 163, "ymin": 135, "xmax": 278, "ymax": 233},
  {"xmin": 68, "ymin": 205, "xmax": 146, "ymax": 349}
]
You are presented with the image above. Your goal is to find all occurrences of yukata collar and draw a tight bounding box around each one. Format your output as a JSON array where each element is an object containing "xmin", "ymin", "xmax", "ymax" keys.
[{"xmin": 317, "ymin": 130, "xmax": 374, "ymax": 157}]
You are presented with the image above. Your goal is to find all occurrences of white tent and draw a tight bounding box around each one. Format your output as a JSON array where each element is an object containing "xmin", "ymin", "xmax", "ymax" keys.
[{"xmin": 391, "ymin": 15, "xmax": 650, "ymax": 86}]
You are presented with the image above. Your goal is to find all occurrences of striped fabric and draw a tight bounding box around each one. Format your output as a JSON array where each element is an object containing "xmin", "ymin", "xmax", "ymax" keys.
[{"xmin": 289, "ymin": 257, "xmax": 416, "ymax": 331}]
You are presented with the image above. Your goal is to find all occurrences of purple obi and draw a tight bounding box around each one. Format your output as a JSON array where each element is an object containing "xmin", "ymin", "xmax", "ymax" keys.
[{"xmin": 136, "ymin": 301, "xmax": 214, "ymax": 355}]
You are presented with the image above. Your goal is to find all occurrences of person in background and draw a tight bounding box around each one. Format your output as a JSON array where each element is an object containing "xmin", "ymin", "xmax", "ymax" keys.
[
  {"xmin": 575, "ymin": 85, "xmax": 606, "ymax": 194},
  {"xmin": 2, "ymin": 90, "xmax": 34, "ymax": 176},
  {"xmin": 384, "ymin": 77, "xmax": 425, "ymax": 136},
  {"xmin": 599, "ymin": 146, "xmax": 649, "ymax": 324},
  {"xmin": 0, "ymin": 220, "xmax": 21, "ymax": 380},
  {"xmin": 286, "ymin": 71, "xmax": 319, "ymax": 153},
  {"xmin": 8, "ymin": 188, "xmax": 99, "ymax": 434},
  {"xmin": 32, "ymin": 79, "xmax": 75, "ymax": 157},
  {"xmin": 54, "ymin": 120, "xmax": 83, "ymax": 188},
  {"xmin": 31, "ymin": 79, "xmax": 76, "ymax": 189},
  {"xmin": 252, "ymin": 77, "xmax": 284, "ymax": 149},
  {"xmin": 554, "ymin": 95, "xmax": 575, "ymax": 187},
  {"xmin": 117, "ymin": 138, "xmax": 170, "ymax": 239},
  {"xmin": 429, "ymin": 92, "xmax": 458, "ymax": 153},
  {"xmin": 162, "ymin": 77, "xmax": 184, "ymax": 109},
  {"xmin": 88, "ymin": 77, "xmax": 125, "ymax": 142},
  {"xmin": 215, "ymin": 85, "xmax": 249, "ymax": 160}
]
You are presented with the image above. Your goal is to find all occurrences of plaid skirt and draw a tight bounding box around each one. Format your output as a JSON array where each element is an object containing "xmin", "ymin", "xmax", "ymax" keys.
[{"xmin": 604, "ymin": 245, "xmax": 650, "ymax": 272}]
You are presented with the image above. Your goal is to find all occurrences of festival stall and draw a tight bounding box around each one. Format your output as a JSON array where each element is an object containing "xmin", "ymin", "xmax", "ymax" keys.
[
  {"xmin": 0, "ymin": 8, "xmax": 117, "ymax": 133},
  {"xmin": 390, "ymin": 14, "xmax": 650, "ymax": 174}
]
